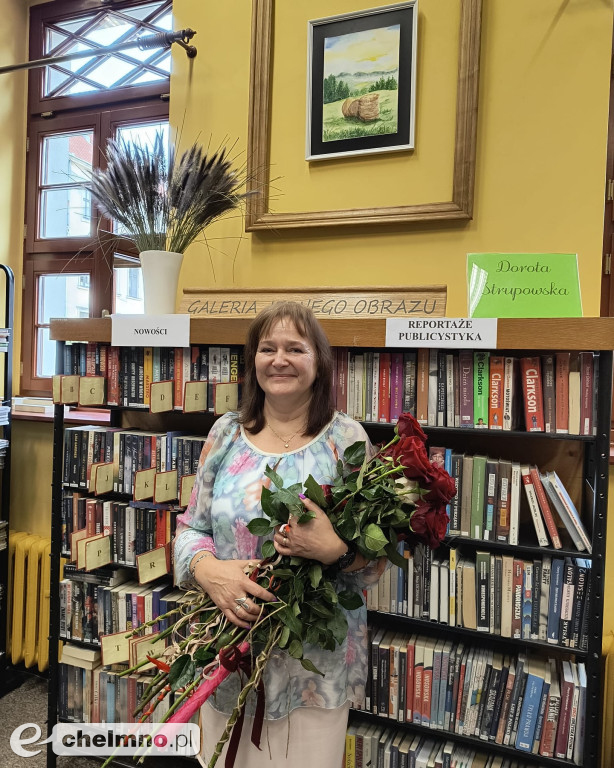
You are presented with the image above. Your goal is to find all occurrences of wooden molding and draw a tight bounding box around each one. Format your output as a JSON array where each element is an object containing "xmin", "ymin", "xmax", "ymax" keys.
[
  {"xmin": 50, "ymin": 316, "xmax": 614, "ymax": 351},
  {"xmin": 245, "ymin": 0, "xmax": 483, "ymax": 231}
]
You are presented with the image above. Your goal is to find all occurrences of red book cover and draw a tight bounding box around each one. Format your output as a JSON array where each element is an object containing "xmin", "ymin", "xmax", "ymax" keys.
[
  {"xmin": 405, "ymin": 636, "xmax": 415, "ymax": 721},
  {"xmin": 520, "ymin": 357, "xmax": 545, "ymax": 431},
  {"xmin": 390, "ymin": 352, "xmax": 404, "ymax": 422},
  {"xmin": 555, "ymin": 352, "xmax": 570, "ymax": 433},
  {"xmin": 85, "ymin": 498, "xmax": 97, "ymax": 537},
  {"xmin": 512, "ymin": 559, "xmax": 524, "ymax": 639},
  {"xmin": 378, "ymin": 352, "xmax": 391, "ymax": 423},
  {"xmin": 579, "ymin": 351, "xmax": 594, "ymax": 436},
  {"xmin": 156, "ymin": 509, "xmax": 167, "ymax": 548},
  {"xmin": 136, "ymin": 593, "xmax": 146, "ymax": 627},
  {"xmin": 86, "ymin": 342, "xmax": 97, "ymax": 376},
  {"xmin": 99, "ymin": 344, "xmax": 108, "ymax": 377},
  {"xmin": 174, "ymin": 347, "xmax": 184, "ymax": 409},
  {"xmin": 455, "ymin": 654, "xmax": 467, "ymax": 728},
  {"xmin": 529, "ymin": 466, "xmax": 562, "ymax": 549},
  {"xmin": 416, "ymin": 349, "xmax": 429, "ymax": 425},
  {"xmin": 336, "ymin": 347, "xmax": 348, "ymax": 413},
  {"xmin": 107, "ymin": 346, "xmax": 120, "ymax": 406},
  {"xmin": 488, "ymin": 355, "xmax": 504, "ymax": 429},
  {"xmin": 555, "ymin": 661, "xmax": 575, "ymax": 759}
]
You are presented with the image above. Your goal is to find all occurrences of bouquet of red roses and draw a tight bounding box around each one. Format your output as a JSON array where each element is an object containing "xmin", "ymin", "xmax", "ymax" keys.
[{"xmin": 105, "ymin": 412, "xmax": 455, "ymax": 768}]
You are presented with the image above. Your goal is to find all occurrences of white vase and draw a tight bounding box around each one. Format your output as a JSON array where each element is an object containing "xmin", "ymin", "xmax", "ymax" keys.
[{"xmin": 139, "ymin": 249, "xmax": 184, "ymax": 315}]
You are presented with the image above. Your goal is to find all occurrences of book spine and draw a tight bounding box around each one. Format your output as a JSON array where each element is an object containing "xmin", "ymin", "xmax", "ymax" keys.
[
  {"xmin": 458, "ymin": 350, "xmax": 474, "ymax": 427},
  {"xmin": 473, "ymin": 351, "xmax": 489, "ymax": 428},
  {"xmin": 542, "ymin": 353, "xmax": 556, "ymax": 433},
  {"xmin": 520, "ymin": 357, "xmax": 545, "ymax": 431},
  {"xmin": 555, "ymin": 352, "xmax": 570, "ymax": 433},
  {"xmin": 488, "ymin": 355, "xmax": 504, "ymax": 429}
]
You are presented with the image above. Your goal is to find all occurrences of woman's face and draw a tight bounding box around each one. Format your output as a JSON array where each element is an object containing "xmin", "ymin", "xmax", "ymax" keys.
[{"xmin": 255, "ymin": 318, "xmax": 318, "ymax": 403}]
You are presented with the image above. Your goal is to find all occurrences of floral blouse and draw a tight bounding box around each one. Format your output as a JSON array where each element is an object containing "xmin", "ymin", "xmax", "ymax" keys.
[{"xmin": 174, "ymin": 410, "xmax": 381, "ymax": 720}]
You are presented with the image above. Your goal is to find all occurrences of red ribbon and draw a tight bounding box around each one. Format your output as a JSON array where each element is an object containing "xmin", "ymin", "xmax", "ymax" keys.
[{"xmin": 219, "ymin": 646, "xmax": 265, "ymax": 766}]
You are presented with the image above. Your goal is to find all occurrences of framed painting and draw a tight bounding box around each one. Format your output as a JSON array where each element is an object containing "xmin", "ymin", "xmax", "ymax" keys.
[
  {"xmin": 245, "ymin": 0, "xmax": 483, "ymax": 231},
  {"xmin": 306, "ymin": 2, "xmax": 417, "ymax": 161}
]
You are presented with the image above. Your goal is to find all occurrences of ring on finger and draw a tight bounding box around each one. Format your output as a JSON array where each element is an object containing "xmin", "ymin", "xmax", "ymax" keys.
[
  {"xmin": 283, "ymin": 535, "xmax": 289, "ymax": 545},
  {"xmin": 235, "ymin": 596, "xmax": 249, "ymax": 607},
  {"xmin": 233, "ymin": 604, "xmax": 243, "ymax": 614}
]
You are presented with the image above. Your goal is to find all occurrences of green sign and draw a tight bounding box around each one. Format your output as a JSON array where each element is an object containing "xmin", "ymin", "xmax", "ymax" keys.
[{"xmin": 467, "ymin": 253, "xmax": 582, "ymax": 318}]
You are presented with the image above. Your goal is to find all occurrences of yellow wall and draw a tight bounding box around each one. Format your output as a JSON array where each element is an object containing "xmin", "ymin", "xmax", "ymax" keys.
[
  {"xmin": 170, "ymin": 0, "xmax": 611, "ymax": 316},
  {"xmin": 7, "ymin": 1, "xmax": 614, "ymax": 640}
]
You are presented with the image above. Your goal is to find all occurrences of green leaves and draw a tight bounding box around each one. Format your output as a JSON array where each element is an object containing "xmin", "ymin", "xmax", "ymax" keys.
[
  {"xmin": 247, "ymin": 518, "xmax": 273, "ymax": 536},
  {"xmin": 168, "ymin": 655, "xmax": 196, "ymax": 692},
  {"xmin": 343, "ymin": 441, "xmax": 367, "ymax": 467},
  {"xmin": 304, "ymin": 475, "xmax": 328, "ymax": 508},
  {"xmin": 363, "ymin": 523, "xmax": 388, "ymax": 554}
]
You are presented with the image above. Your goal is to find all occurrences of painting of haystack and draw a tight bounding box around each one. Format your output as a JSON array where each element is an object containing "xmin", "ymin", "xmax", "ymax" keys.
[{"xmin": 322, "ymin": 24, "xmax": 400, "ymax": 143}]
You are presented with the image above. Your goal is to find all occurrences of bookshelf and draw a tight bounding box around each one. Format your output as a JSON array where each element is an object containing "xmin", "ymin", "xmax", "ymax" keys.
[
  {"xmin": 46, "ymin": 316, "xmax": 612, "ymax": 768},
  {"xmin": 0, "ymin": 265, "xmax": 14, "ymax": 695}
]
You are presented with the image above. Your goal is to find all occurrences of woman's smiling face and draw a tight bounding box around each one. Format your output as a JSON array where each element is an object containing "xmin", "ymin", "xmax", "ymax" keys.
[{"xmin": 255, "ymin": 318, "xmax": 318, "ymax": 403}]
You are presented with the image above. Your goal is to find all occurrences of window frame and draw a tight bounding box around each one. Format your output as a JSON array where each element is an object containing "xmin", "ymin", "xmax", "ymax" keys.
[
  {"xmin": 22, "ymin": 0, "xmax": 170, "ymax": 397},
  {"xmin": 28, "ymin": 0, "xmax": 171, "ymax": 117}
]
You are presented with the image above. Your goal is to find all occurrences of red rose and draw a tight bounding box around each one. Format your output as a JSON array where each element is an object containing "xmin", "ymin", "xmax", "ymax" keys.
[
  {"xmin": 320, "ymin": 484, "xmax": 333, "ymax": 506},
  {"xmin": 422, "ymin": 464, "xmax": 457, "ymax": 504},
  {"xmin": 396, "ymin": 412, "xmax": 427, "ymax": 443},
  {"xmin": 410, "ymin": 502, "xmax": 449, "ymax": 548},
  {"xmin": 382, "ymin": 435, "xmax": 431, "ymax": 480}
]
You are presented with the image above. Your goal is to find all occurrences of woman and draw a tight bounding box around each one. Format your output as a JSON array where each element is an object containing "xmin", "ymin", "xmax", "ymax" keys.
[{"xmin": 174, "ymin": 301, "xmax": 383, "ymax": 767}]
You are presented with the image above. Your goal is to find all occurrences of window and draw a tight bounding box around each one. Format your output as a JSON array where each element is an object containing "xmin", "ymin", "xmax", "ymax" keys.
[{"xmin": 22, "ymin": 0, "xmax": 170, "ymax": 395}]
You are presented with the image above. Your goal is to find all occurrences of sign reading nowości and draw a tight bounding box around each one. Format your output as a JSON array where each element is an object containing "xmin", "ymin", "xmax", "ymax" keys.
[
  {"xmin": 385, "ymin": 318, "xmax": 497, "ymax": 349},
  {"xmin": 111, "ymin": 314, "xmax": 190, "ymax": 348}
]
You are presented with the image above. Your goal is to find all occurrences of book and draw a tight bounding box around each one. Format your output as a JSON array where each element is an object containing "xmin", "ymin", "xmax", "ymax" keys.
[
  {"xmin": 470, "ymin": 455, "xmax": 487, "ymax": 540},
  {"xmin": 520, "ymin": 465, "xmax": 549, "ymax": 547},
  {"xmin": 495, "ymin": 458, "xmax": 512, "ymax": 542},
  {"xmin": 529, "ymin": 466, "xmax": 562, "ymax": 549},
  {"xmin": 543, "ymin": 470, "xmax": 592, "ymax": 553},
  {"xmin": 547, "ymin": 557, "xmax": 565, "ymax": 644},
  {"xmin": 483, "ymin": 458, "xmax": 499, "ymax": 540},
  {"xmin": 502, "ymin": 356, "xmax": 520, "ymax": 431},
  {"xmin": 520, "ymin": 356, "xmax": 544, "ymax": 431},
  {"xmin": 555, "ymin": 351, "xmax": 570, "ymax": 433},
  {"xmin": 475, "ymin": 551, "xmax": 490, "ymax": 632},
  {"xmin": 508, "ymin": 462, "xmax": 521, "ymax": 546},
  {"xmin": 555, "ymin": 659, "xmax": 575, "ymax": 759},
  {"xmin": 458, "ymin": 350, "xmax": 474, "ymax": 427},
  {"xmin": 473, "ymin": 351, "xmax": 489, "ymax": 428},
  {"xmin": 488, "ymin": 355, "xmax": 504, "ymax": 429},
  {"xmin": 541, "ymin": 353, "xmax": 556, "ymax": 433},
  {"xmin": 568, "ymin": 352, "xmax": 581, "ymax": 435},
  {"xmin": 515, "ymin": 657, "xmax": 546, "ymax": 751}
]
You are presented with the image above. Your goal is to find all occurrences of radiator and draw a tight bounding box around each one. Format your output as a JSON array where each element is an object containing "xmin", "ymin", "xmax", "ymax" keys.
[
  {"xmin": 8, "ymin": 531, "xmax": 51, "ymax": 672},
  {"xmin": 604, "ymin": 635, "xmax": 614, "ymax": 768}
]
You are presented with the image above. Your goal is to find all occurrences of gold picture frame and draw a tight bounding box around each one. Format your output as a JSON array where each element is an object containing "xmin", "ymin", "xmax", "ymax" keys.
[{"xmin": 245, "ymin": 0, "xmax": 483, "ymax": 231}]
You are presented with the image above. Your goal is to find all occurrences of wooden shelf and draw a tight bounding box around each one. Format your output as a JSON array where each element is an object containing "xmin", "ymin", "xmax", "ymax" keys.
[{"xmin": 49, "ymin": 316, "xmax": 614, "ymax": 350}]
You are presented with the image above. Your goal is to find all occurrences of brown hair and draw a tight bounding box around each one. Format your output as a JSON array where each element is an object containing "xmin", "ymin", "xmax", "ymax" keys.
[{"xmin": 238, "ymin": 301, "xmax": 334, "ymax": 435}]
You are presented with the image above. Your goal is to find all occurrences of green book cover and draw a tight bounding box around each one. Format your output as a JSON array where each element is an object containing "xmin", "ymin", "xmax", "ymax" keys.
[
  {"xmin": 471, "ymin": 455, "xmax": 487, "ymax": 539},
  {"xmin": 473, "ymin": 351, "xmax": 490, "ymax": 428}
]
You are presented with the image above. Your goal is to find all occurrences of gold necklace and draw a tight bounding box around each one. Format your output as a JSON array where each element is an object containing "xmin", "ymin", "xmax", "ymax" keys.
[{"xmin": 266, "ymin": 422, "xmax": 300, "ymax": 449}]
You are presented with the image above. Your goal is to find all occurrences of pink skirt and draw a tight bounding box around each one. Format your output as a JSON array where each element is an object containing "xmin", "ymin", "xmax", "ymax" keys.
[{"xmin": 198, "ymin": 700, "xmax": 350, "ymax": 768}]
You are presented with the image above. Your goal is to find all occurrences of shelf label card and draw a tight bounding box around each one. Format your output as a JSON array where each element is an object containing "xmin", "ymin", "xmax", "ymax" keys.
[
  {"xmin": 385, "ymin": 318, "xmax": 497, "ymax": 349},
  {"xmin": 130, "ymin": 634, "xmax": 166, "ymax": 670},
  {"xmin": 154, "ymin": 470, "xmax": 178, "ymax": 503},
  {"xmin": 150, "ymin": 380, "xmax": 174, "ymax": 413},
  {"xmin": 214, "ymin": 383, "xmax": 238, "ymax": 415},
  {"xmin": 180, "ymin": 474, "xmax": 196, "ymax": 507},
  {"xmin": 134, "ymin": 468, "xmax": 156, "ymax": 500},
  {"xmin": 137, "ymin": 545, "xmax": 169, "ymax": 584},
  {"xmin": 70, "ymin": 528, "xmax": 88, "ymax": 561},
  {"xmin": 101, "ymin": 631, "xmax": 130, "ymax": 666},
  {"xmin": 111, "ymin": 314, "xmax": 190, "ymax": 348},
  {"xmin": 60, "ymin": 375, "xmax": 80, "ymax": 404},
  {"xmin": 79, "ymin": 375, "xmax": 106, "ymax": 406},
  {"xmin": 184, "ymin": 381, "xmax": 207, "ymax": 412},
  {"xmin": 76, "ymin": 533, "xmax": 104, "ymax": 570},
  {"xmin": 92, "ymin": 462, "xmax": 114, "ymax": 495},
  {"xmin": 52, "ymin": 375, "xmax": 62, "ymax": 403},
  {"xmin": 85, "ymin": 535, "xmax": 112, "ymax": 571},
  {"xmin": 467, "ymin": 253, "xmax": 582, "ymax": 318}
]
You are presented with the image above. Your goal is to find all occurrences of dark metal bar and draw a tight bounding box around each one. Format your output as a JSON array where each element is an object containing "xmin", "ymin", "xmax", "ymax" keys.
[{"xmin": 0, "ymin": 28, "xmax": 197, "ymax": 76}]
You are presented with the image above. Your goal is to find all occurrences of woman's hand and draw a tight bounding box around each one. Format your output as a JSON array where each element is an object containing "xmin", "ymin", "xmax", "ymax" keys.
[
  {"xmin": 273, "ymin": 496, "xmax": 347, "ymax": 565},
  {"xmin": 192, "ymin": 556, "xmax": 276, "ymax": 629}
]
